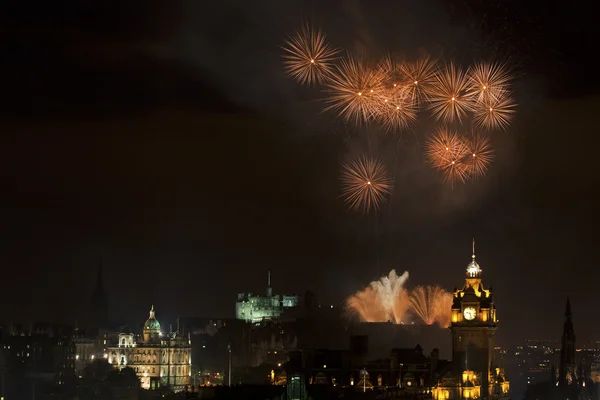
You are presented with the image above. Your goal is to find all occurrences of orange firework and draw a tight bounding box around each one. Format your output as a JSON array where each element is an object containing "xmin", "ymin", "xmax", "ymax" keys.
[
  {"xmin": 346, "ymin": 286, "xmax": 388, "ymax": 323},
  {"xmin": 399, "ymin": 54, "xmax": 439, "ymax": 105},
  {"xmin": 409, "ymin": 286, "xmax": 453, "ymax": 328},
  {"xmin": 370, "ymin": 56, "xmax": 419, "ymax": 132},
  {"xmin": 463, "ymin": 133, "xmax": 494, "ymax": 178},
  {"xmin": 346, "ymin": 270, "xmax": 410, "ymax": 324},
  {"xmin": 324, "ymin": 56, "xmax": 385, "ymax": 124},
  {"xmin": 428, "ymin": 62, "xmax": 475, "ymax": 123},
  {"xmin": 282, "ymin": 24, "xmax": 340, "ymax": 86},
  {"xmin": 340, "ymin": 156, "xmax": 394, "ymax": 213},
  {"xmin": 425, "ymin": 129, "xmax": 470, "ymax": 184},
  {"xmin": 468, "ymin": 62, "xmax": 512, "ymax": 102},
  {"xmin": 473, "ymin": 90, "xmax": 517, "ymax": 130}
]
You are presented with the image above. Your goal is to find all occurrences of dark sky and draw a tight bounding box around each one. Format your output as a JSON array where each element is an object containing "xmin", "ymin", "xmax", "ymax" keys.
[{"xmin": 1, "ymin": 1, "xmax": 598, "ymax": 345}]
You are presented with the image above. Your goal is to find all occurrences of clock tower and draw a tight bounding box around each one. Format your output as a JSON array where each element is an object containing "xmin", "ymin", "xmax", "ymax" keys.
[{"xmin": 450, "ymin": 240, "xmax": 498, "ymax": 398}]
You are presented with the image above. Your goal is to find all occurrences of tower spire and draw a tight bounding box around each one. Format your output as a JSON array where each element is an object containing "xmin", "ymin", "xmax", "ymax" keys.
[
  {"xmin": 266, "ymin": 270, "xmax": 273, "ymax": 297},
  {"xmin": 565, "ymin": 296, "xmax": 572, "ymax": 318},
  {"xmin": 472, "ymin": 238, "xmax": 476, "ymax": 260}
]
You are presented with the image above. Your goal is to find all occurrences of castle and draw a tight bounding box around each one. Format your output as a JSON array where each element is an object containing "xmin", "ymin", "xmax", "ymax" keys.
[{"xmin": 235, "ymin": 271, "xmax": 298, "ymax": 324}]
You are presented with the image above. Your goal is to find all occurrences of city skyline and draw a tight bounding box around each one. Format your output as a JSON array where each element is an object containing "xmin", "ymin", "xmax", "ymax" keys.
[{"xmin": 1, "ymin": 0, "xmax": 599, "ymax": 349}]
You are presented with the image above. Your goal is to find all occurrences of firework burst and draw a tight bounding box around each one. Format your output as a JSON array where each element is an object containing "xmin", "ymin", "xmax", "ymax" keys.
[
  {"xmin": 346, "ymin": 270, "xmax": 410, "ymax": 324},
  {"xmin": 428, "ymin": 62, "xmax": 475, "ymax": 123},
  {"xmin": 324, "ymin": 56, "xmax": 385, "ymax": 124},
  {"xmin": 473, "ymin": 90, "xmax": 517, "ymax": 130},
  {"xmin": 399, "ymin": 54, "xmax": 438, "ymax": 105},
  {"xmin": 282, "ymin": 24, "xmax": 340, "ymax": 86},
  {"xmin": 409, "ymin": 286, "xmax": 453, "ymax": 328},
  {"xmin": 340, "ymin": 155, "xmax": 394, "ymax": 213},
  {"xmin": 425, "ymin": 129, "xmax": 471, "ymax": 184},
  {"xmin": 468, "ymin": 61, "xmax": 512, "ymax": 102},
  {"xmin": 463, "ymin": 133, "xmax": 494, "ymax": 178}
]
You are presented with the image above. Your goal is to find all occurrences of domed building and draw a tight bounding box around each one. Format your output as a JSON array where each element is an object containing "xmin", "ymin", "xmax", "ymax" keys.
[
  {"xmin": 143, "ymin": 305, "xmax": 161, "ymax": 342},
  {"xmin": 107, "ymin": 305, "xmax": 192, "ymax": 391}
]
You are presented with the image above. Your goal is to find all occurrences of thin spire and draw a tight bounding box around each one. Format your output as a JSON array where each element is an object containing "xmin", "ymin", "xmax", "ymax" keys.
[
  {"xmin": 565, "ymin": 296, "xmax": 572, "ymax": 318},
  {"xmin": 268, "ymin": 270, "xmax": 271, "ymax": 287},
  {"xmin": 149, "ymin": 305, "xmax": 155, "ymax": 319},
  {"xmin": 472, "ymin": 238, "xmax": 476, "ymax": 260}
]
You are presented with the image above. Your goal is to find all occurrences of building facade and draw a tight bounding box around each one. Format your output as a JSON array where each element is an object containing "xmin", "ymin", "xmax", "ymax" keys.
[
  {"xmin": 431, "ymin": 242, "xmax": 510, "ymax": 399},
  {"xmin": 107, "ymin": 306, "xmax": 192, "ymax": 391},
  {"xmin": 236, "ymin": 271, "xmax": 298, "ymax": 324}
]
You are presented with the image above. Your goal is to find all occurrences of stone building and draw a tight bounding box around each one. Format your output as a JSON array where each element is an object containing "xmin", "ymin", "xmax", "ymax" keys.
[
  {"xmin": 431, "ymin": 241, "xmax": 510, "ymax": 399},
  {"xmin": 236, "ymin": 271, "xmax": 298, "ymax": 324},
  {"xmin": 107, "ymin": 305, "xmax": 192, "ymax": 391}
]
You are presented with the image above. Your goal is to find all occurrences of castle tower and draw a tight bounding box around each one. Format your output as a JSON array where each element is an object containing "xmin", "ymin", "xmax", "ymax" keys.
[
  {"xmin": 559, "ymin": 297, "xmax": 577, "ymax": 386},
  {"xmin": 266, "ymin": 270, "xmax": 273, "ymax": 297},
  {"xmin": 90, "ymin": 257, "xmax": 109, "ymax": 333},
  {"xmin": 450, "ymin": 240, "xmax": 498, "ymax": 398}
]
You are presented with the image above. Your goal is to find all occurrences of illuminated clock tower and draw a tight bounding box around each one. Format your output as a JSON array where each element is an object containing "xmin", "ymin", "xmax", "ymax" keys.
[{"xmin": 450, "ymin": 240, "xmax": 498, "ymax": 398}]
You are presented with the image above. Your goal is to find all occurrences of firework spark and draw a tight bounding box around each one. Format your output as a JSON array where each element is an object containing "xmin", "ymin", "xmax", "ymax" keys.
[
  {"xmin": 463, "ymin": 133, "xmax": 494, "ymax": 178},
  {"xmin": 346, "ymin": 270, "xmax": 410, "ymax": 324},
  {"xmin": 428, "ymin": 62, "xmax": 475, "ymax": 123},
  {"xmin": 282, "ymin": 24, "xmax": 340, "ymax": 86},
  {"xmin": 324, "ymin": 56, "xmax": 385, "ymax": 124},
  {"xmin": 425, "ymin": 129, "xmax": 471, "ymax": 184},
  {"xmin": 468, "ymin": 62, "xmax": 512, "ymax": 102},
  {"xmin": 473, "ymin": 90, "xmax": 517, "ymax": 130},
  {"xmin": 340, "ymin": 156, "xmax": 394, "ymax": 213},
  {"xmin": 409, "ymin": 286, "xmax": 453, "ymax": 328}
]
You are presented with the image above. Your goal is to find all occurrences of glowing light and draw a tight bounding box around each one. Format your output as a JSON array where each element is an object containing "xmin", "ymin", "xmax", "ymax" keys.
[
  {"xmin": 340, "ymin": 156, "xmax": 394, "ymax": 213},
  {"xmin": 428, "ymin": 62, "xmax": 475, "ymax": 123},
  {"xmin": 282, "ymin": 24, "xmax": 339, "ymax": 85},
  {"xmin": 409, "ymin": 286, "xmax": 453, "ymax": 328}
]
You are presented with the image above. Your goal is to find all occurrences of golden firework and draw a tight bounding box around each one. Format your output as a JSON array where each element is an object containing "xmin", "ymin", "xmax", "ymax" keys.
[
  {"xmin": 428, "ymin": 62, "xmax": 475, "ymax": 123},
  {"xmin": 324, "ymin": 56, "xmax": 385, "ymax": 124},
  {"xmin": 282, "ymin": 24, "xmax": 340, "ymax": 86},
  {"xmin": 340, "ymin": 156, "xmax": 394, "ymax": 213},
  {"xmin": 472, "ymin": 90, "xmax": 517, "ymax": 130},
  {"xmin": 399, "ymin": 54, "xmax": 439, "ymax": 105},
  {"xmin": 468, "ymin": 61, "xmax": 512, "ymax": 102},
  {"xmin": 463, "ymin": 133, "xmax": 494, "ymax": 178},
  {"xmin": 409, "ymin": 286, "xmax": 453, "ymax": 328},
  {"xmin": 425, "ymin": 129, "xmax": 471, "ymax": 184}
]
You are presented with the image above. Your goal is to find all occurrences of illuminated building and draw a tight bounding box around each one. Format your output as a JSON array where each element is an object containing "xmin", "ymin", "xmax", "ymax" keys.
[
  {"xmin": 106, "ymin": 306, "xmax": 192, "ymax": 391},
  {"xmin": 431, "ymin": 241, "xmax": 510, "ymax": 399},
  {"xmin": 236, "ymin": 271, "xmax": 298, "ymax": 324}
]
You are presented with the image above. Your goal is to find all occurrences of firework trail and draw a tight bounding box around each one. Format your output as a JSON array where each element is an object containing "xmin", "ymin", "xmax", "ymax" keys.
[
  {"xmin": 340, "ymin": 155, "xmax": 394, "ymax": 213},
  {"xmin": 409, "ymin": 285, "xmax": 454, "ymax": 328},
  {"xmin": 282, "ymin": 24, "xmax": 340, "ymax": 86}
]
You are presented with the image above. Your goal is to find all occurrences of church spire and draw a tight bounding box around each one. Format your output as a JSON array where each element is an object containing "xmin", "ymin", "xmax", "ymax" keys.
[{"xmin": 565, "ymin": 296, "xmax": 572, "ymax": 318}]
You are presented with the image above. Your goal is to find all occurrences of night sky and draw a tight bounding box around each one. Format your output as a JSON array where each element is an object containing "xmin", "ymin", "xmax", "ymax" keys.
[{"xmin": 1, "ymin": 1, "xmax": 598, "ymax": 345}]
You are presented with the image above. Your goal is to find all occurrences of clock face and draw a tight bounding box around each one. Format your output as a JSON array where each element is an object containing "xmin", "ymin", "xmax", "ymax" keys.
[{"xmin": 463, "ymin": 307, "xmax": 477, "ymax": 321}]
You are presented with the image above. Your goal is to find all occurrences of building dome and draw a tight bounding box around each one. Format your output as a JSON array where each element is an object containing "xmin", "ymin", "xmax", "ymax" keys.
[{"xmin": 143, "ymin": 305, "xmax": 161, "ymax": 333}]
